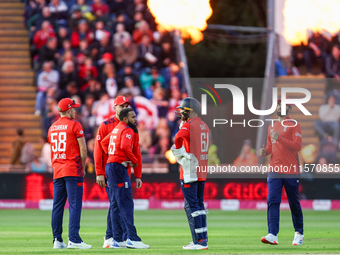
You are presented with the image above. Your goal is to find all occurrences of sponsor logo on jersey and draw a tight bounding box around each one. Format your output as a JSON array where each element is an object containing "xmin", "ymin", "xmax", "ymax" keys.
[
  {"xmin": 126, "ymin": 134, "xmax": 131, "ymax": 139},
  {"xmin": 295, "ymin": 132, "xmax": 302, "ymax": 137},
  {"xmin": 80, "ymin": 130, "xmax": 84, "ymax": 134}
]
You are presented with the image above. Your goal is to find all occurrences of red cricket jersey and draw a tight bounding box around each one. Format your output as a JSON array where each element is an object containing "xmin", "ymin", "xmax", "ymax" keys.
[
  {"xmin": 174, "ymin": 117, "xmax": 210, "ymax": 181},
  {"xmin": 94, "ymin": 116, "xmax": 120, "ymax": 177},
  {"xmin": 265, "ymin": 116, "xmax": 302, "ymax": 174},
  {"xmin": 101, "ymin": 122, "xmax": 142, "ymax": 178},
  {"xmin": 47, "ymin": 117, "xmax": 85, "ymax": 179}
]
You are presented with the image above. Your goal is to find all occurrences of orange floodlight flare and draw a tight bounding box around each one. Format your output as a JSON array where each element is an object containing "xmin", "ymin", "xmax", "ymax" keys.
[
  {"xmin": 165, "ymin": 149, "xmax": 177, "ymax": 164},
  {"xmin": 283, "ymin": 0, "xmax": 340, "ymax": 45},
  {"xmin": 147, "ymin": 0, "xmax": 213, "ymax": 44}
]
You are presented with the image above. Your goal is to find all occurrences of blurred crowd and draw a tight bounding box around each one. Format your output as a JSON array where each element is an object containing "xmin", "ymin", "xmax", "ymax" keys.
[
  {"xmin": 312, "ymin": 93, "xmax": 340, "ymax": 165},
  {"xmin": 277, "ymin": 31, "xmax": 340, "ymax": 166},
  {"xmin": 23, "ymin": 0, "xmax": 188, "ymax": 169},
  {"xmin": 290, "ymin": 31, "xmax": 340, "ymax": 84}
]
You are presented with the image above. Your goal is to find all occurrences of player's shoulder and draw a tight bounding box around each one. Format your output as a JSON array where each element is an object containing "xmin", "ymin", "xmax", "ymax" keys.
[
  {"xmin": 71, "ymin": 119, "xmax": 83, "ymax": 129},
  {"xmin": 99, "ymin": 118, "xmax": 116, "ymax": 133},
  {"xmin": 122, "ymin": 123, "xmax": 133, "ymax": 132},
  {"xmin": 103, "ymin": 117, "xmax": 117, "ymax": 126},
  {"xmin": 180, "ymin": 122, "xmax": 190, "ymax": 131},
  {"xmin": 198, "ymin": 118, "xmax": 209, "ymax": 129},
  {"xmin": 121, "ymin": 124, "xmax": 134, "ymax": 139},
  {"xmin": 59, "ymin": 117, "xmax": 79, "ymax": 125}
]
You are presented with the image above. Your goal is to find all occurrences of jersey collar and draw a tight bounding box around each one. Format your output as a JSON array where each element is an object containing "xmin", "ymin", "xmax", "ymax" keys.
[
  {"xmin": 114, "ymin": 116, "xmax": 120, "ymax": 123},
  {"xmin": 188, "ymin": 117, "xmax": 199, "ymax": 122}
]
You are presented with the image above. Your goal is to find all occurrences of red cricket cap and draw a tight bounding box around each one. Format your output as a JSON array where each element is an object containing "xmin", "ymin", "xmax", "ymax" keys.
[
  {"xmin": 278, "ymin": 97, "xmax": 293, "ymax": 106},
  {"xmin": 114, "ymin": 96, "xmax": 131, "ymax": 107},
  {"xmin": 58, "ymin": 98, "xmax": 81, "ymax": 112},
  {"xmin": 102, "ymin": 52, "xmax": 113, "ymax": 60}
]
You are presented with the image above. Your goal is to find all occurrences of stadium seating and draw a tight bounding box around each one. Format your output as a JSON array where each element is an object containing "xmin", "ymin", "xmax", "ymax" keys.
[
  {"xmin": 274, "ymin": 76, "xmax": 326, "ymax": 147},
  {"xmin": 0, "ymin": 0, "xmax": 42, "ymax": 166}
]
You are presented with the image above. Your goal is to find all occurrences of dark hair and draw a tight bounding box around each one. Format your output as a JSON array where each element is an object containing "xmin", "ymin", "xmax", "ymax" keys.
[
  {"xmin": 67, "ymin": 81, "xmax": 77, "ymax": 88},
  {"xmin": 17, "ymin": 129, "xmax": 23, "ymax": 136},
  {"xmin": 119, "ymin": 108, "xmax": 134, "ymax": 121},
  {"xmin": 47, "ymin": 37, "xmax": 56, "ymax": 43}
]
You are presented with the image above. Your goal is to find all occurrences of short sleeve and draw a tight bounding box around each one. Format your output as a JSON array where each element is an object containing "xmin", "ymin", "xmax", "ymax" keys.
[{"xmin": 73, "ymin": 122, "xmax": 84, "ymax": 138}]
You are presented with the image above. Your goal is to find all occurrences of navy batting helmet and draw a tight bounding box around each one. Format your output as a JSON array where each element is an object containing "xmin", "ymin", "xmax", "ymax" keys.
[{"xmin": 176, "ymin": 97, "xmax": 201, "ymax": 113}]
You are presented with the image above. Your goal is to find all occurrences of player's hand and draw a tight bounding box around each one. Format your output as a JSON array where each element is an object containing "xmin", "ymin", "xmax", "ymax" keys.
[
  {"xmin": 258, "ymin": 144, "xmax": 267, "ymax": 156},
  {"xmin": 96, "ymin": 175, "xmax": 105, "ymax": 188},
  {"xmin": 130, "ymin": 162, "xmax": 138, "ymax": 168},
  {"xmin": 135, "ymin": 178, "xmax": 142, "ymax": 189},
  {"xmin": 271, "ymin": 131, "xmax": 279, "ymax": 141}
]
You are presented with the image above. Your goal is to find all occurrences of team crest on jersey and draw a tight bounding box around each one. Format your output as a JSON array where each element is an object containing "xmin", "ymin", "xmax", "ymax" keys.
[
  {"xmin": 97, "ymin": 135, "xmax": 101, "ymax": 140},
  {"xmin": 80, "ymin": 130, "xmax": 84, "ymax": 134},
  {"xmin": 126, "ymin": 134, "xmax": 131, "ymax": 139}
]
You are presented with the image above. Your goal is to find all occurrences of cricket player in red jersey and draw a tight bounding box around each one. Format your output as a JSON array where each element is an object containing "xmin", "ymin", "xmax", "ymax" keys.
[
  {"xmin": 101, "ymin": 108, "xmax": 149, "ymax": 249},
  {"xmin": 47, "ymin": 98, "xmax": 91, "ymax": 249},
  {"xmin": 259, "ymin": 99, "xmax": 304, "ymax": 245},
  {"xmin": 94, "ymin": 96, "xmax": 130, "ymax": 248},
  {"xmin": 172, "ymin": 97, "xmax": 209, "ymax": 250}
]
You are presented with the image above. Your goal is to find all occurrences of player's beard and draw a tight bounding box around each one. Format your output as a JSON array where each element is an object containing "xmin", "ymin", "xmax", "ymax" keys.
[
  {"xmin": 276, "ymin": 109, "xmax": 286, "ymax": 117},
  {"xmin": 276, "ymin": 107, "xmax": 290, "ymax": 117},
  {"xmin": 181, "ymin": 112, "xmax": 189, "ymax": 121},
  {"xmin": 127, "ymin": 120, "xmax": 138, "ymax": 133}
]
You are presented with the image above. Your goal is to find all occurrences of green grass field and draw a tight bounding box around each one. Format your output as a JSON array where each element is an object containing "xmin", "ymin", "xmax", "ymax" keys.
[{"xmin": 0, "ymin": 209, "xmax": 339, "ymax": 254}]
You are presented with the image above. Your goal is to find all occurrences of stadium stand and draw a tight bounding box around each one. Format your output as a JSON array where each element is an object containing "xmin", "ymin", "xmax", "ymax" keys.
[
  {"xmin": 0, "ymin": 0, "xmax": 42, "ymax": 167},
  {"xmin": 0, "ymin": 0, "xmax": 186, "ymax": 171},
  {"xmin": 275, "ymin": 77, "xmax": 326, "ymax": 147}
]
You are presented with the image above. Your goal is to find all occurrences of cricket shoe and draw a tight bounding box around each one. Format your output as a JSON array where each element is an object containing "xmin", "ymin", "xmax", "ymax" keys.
[
  {"xmin": 183, "ymin": 242, "xmax": 208, "ymax": 250},
  {"xmin": 261, "ymin": 233, "xmax": 278, "ymax": 245},
  {"xmin": 292, "ymin": 232, "xmax": 304, "ymax": 245},
  {"xmin": 67, "ymin": 240, "xmax": 92, "ymax": 249},
  {"xmin": 182, "ymin": 241, "xmax": 194, "ymax": 249},
  {"xmin": 103, "ymin": 237, "xmax": 113, "ymax": 248},
  {"xmin": 53, "ymin": 238, "xmax": 67, "ymax": 249},
  {"xmin": 110, "ymin": 239, "xmax": 127, "ymax": 248},
  {"xmin": 126, "ymin": 239, "xmax": 150, "ymax": 249}
]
